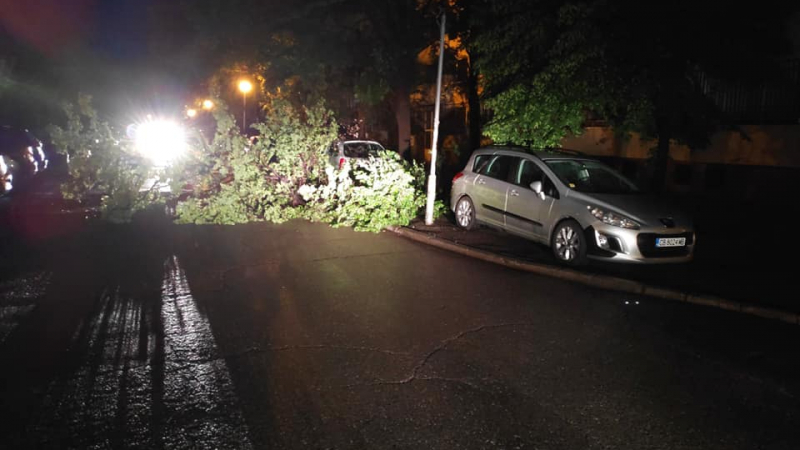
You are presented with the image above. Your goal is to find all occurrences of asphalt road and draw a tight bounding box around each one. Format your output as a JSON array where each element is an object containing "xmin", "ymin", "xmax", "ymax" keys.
[{"xmin": 1, "ymin": 217, "xmax": 799, "ymax": 449}]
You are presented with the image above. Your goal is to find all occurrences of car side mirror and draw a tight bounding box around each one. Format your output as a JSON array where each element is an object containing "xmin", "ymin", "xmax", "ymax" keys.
[{"xmin": 529, "ymin": 181, "xmax": 546, "ymax": 200}]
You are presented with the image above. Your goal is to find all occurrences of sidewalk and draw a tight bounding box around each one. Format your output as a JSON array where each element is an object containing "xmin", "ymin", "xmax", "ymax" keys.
[{"xmin": 401, "ymin": 215, "xmax": 798, "ymax": 316}]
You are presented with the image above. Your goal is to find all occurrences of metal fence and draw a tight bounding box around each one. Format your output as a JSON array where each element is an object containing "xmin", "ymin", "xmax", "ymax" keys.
[{"xmin": 697, "ymin": 59, "xmax": 800, "ymax": 124}]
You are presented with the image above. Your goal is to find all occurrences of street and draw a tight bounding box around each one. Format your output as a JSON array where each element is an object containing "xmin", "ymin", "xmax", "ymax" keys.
[{"xmin": 1, "ymin": 218, "xmax": 799, "ymax": 449}]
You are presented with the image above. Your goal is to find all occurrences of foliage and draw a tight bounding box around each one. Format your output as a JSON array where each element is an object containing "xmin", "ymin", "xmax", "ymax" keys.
[
  {"xmin": 482, "ymin": 83, "xmax": 585, "ymax": 148},
  {"xmin": 469, "ymin": 2, "xmax": 594, "ymax": 146},
  {"xmin": 47, "ymin": 95, "xmax": 161, "ymax": 223},
  {"xmin": 170, "ymin": 100, "xmax": 430, "ymax": 230},
  {"xmin": 170, "ymin": 99, "xmax": 339, "ymax": 224},
  {"xmin": 299, "ymin": 151, "xmax": 428, "ymax": 232},
  {"xmin": 49, "ymin": 95, "xmax": 434, "ymax": 230}
]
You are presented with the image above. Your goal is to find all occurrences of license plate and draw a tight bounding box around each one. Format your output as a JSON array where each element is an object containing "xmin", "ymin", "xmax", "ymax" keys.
[{"xmin": 656, "ymin": 237, "xmax": 686, "ymax": 248}]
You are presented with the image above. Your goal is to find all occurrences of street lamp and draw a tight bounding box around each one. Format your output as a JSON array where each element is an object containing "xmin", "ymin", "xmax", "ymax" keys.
[
  {"xmin": 202, "ymin": 99, "xmax": 214, "ymax": 110},
  {"xmin": 238, "ymin": 80, "xmax": 253, "ymax": 131},
  {"xmin": 186, "ymin": 108, "xmax": 198, "ymax": 118}
]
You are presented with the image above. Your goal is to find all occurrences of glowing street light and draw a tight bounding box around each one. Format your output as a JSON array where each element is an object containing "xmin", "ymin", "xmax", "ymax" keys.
[
  {"xmin": 238, "ymin": 79, "xmax": 253, "ymax": 131},
  {"xmin": 238, "ymin": 80, "xmax": 253, "ymax": 94},
  {"xmin": 186, "ymin": 108, "xmax": 198, "ymax": 118},
  {"xmin": 202, "ymin": 99, "xmax": 214, "ymax": 110}
]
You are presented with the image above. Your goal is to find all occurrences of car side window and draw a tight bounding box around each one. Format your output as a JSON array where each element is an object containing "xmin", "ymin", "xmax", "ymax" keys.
[
  {"xmin": 478, "ymin": 155, "xmax": 514, "ymax": 181},
  {"xmin": 514, "ymin": 159, "xmax": 544, "ymax": 187}
]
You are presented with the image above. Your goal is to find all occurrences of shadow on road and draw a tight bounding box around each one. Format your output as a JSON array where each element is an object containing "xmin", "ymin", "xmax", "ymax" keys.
[{"xmin": 0, "ymin": 213, "xmax": 253, "ymax": 448}]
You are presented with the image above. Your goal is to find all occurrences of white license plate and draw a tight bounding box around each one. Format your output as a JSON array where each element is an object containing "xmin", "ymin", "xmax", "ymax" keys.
[{"xmin": 656, "ymin": 237, "xmax": 686, "ymax": 248}]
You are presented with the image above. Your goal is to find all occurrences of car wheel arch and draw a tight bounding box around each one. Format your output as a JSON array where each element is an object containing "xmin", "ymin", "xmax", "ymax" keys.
[
  {"xmin": 453, "ymin": 193, "xmax": 472, "ymax": 208},
  {"xmin": 548, "ymin": 216, "xmax": 588, "ymax": 245}
]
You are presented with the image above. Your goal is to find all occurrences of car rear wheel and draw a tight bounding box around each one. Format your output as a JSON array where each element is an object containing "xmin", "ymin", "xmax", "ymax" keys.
[
  {"xmin": 551, "ymin": 220, "xmax": 587, "ymax": 266},
  {"xmin": 455, "ymin": 196, "xmax": 476, "ymax": 230}
]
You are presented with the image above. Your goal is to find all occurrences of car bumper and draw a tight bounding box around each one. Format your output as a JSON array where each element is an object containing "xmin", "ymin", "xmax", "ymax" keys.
[{"xmin": 587, "ymin": 223, "xmax": 695, "ymax": 264}]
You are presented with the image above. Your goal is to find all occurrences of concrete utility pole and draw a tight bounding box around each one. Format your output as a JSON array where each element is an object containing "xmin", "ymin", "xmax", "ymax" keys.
[{"xmin": 425, "ymin": 11, "xmax": 446, "ymax": 225}]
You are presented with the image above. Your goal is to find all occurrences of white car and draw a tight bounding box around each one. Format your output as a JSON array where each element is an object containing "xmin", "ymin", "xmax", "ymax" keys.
[{"xmin": 451, "ymin": 147, "xmax": 695, "ymax": 265}]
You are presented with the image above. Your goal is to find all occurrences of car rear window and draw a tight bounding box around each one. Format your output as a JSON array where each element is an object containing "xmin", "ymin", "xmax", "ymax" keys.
[
  {"xmin": 343, "ymin": 143, "xmax": 379, "ymax": 158},
  {"xmin": 473, "ymin": 155, "xmax": 489, "ymax": 172}
]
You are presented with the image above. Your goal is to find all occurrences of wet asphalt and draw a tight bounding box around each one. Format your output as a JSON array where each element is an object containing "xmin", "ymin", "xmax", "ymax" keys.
[{"xmin": 1, "ymin": 216, "xmax": 799, "ymax": 449}]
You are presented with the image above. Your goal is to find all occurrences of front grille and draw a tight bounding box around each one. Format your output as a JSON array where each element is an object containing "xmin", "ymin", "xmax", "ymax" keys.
[{"xmin": 637, "ymin": 232, "xmax": 694, "ymax": 258}]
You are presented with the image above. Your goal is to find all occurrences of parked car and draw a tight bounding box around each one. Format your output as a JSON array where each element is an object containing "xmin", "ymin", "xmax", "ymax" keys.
[
  {"xmin": 1, "ymin": 155, "xmax": 11, "ymax": 194},
  {"xmin": 0, "ymin": 126, "xmax": 48, "ymax": 192},
  {"xmin": 0, "ymin": 170, "xmax": 101, "ymax": 241},
  {"xmin": 451, "ymin": 147, "xmax": 695, "ymax": 265},
  {"xmin": 328, "ymin": 140, "xmax": 386, "ymax": 169}
]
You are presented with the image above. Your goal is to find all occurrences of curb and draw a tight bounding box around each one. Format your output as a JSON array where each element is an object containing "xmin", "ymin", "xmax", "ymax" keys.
[{"xmin": 387, "ymin": 226, "xmax": 799, "ymax": 326}]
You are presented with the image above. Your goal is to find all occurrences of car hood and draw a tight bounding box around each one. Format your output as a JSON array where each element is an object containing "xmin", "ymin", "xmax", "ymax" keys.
[{"xmin": 571, "ymin": 192, "xmax": 692, "ymax": 228}]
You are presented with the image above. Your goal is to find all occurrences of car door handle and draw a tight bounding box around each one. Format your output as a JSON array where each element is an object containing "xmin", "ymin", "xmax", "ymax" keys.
[
  {"xmin": 509, "ymin": 189, "xmax": 519, "ymax": 197},
  {"xmin": 477, "ymin": 179, "xmax": 486, "ymax": 185}
]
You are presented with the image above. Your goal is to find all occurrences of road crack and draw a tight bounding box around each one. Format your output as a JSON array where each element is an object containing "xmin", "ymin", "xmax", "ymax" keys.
[{"xmin": 345, "ymin": 322, "xmax": 534, "ymax": 388}]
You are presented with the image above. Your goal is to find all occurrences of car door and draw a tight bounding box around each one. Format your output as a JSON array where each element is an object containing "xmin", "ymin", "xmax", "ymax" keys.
[
  {"xmin": 472, "ymin": 154, "xmax": 514, "ymax": 227},
  {"xmin": 505, "ymin": 158, "xmax": 556, "ymax": 240}
]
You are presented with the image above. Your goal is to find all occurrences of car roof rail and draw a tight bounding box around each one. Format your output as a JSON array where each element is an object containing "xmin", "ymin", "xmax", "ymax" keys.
[
  {"xmin": 475, "ymin": 145, "xmax": 589, "ymax": 161},
  {"xmin": 479, "ymin": 144, "xmax": 528, "ymax": 153},
  {"xmin": 536, "ymin": 147, "xmax": 586, "ymax": 157}
]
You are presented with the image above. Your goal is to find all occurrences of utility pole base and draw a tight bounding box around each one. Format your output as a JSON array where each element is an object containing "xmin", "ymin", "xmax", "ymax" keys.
[{"xmin": 424, "ymin": 174, "xmax": 437, "ymax": 225}]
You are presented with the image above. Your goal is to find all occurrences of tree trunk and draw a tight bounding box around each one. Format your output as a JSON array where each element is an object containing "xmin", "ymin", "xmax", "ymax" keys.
[
  {"xmin": 651, "ymin": 126, "xmax": 671, "ymax": 195},
  {"xmin": 466, "ymin": 63, "xmax": 482, "ymax": 156},
  {"xmin": 392, "ymin": 87, "xmax": 411, "ymax": 156}
]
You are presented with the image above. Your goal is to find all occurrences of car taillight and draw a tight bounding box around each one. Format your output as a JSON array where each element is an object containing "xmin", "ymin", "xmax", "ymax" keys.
[
  {"xmin": 339, "ymin": 157, "xmax": 346, "ymax": 169},
  {"xmin": 452, "ymin": 172, "xmax": 464, "ymax": 183}
]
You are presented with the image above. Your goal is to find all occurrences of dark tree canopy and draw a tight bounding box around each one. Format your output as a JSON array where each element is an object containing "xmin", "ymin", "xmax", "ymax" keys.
[
  {"xmin": 149, "ymin": 0, "xmax": 435, "ymax": 152},
  {"xmin": 470, "ymin": 0, "xmax": 796, "ymax": 191}
]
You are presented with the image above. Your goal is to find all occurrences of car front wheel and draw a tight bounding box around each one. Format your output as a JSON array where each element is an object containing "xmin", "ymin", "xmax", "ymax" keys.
[
  {"xmin": 455, "ymin": 196, "xmax": 476, "ymax": 230},
  {"xmin": 551, "ymin": 220, "xmax": 587, "ymax": 266}
]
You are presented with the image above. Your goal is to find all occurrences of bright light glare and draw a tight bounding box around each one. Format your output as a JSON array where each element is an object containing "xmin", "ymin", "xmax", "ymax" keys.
[
  {"xmin": 202, "ymin": 99, "xmax": 214, "ymax": 110},
  {"xmin": 238, "ymin": 80, "xmax": 253, "ymax": 94},
  {"xmin": 186, "ymin": 108, "xmax": 198, "ymax": 118},
  {"xmin": 135, "ymin": 119, "xmax": 186, "ymax": 166}
]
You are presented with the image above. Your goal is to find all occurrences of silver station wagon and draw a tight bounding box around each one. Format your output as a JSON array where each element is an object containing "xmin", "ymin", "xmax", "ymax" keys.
[{"xmin": 450, "ymin": 147, "xmax": 695, "ymax": 265}]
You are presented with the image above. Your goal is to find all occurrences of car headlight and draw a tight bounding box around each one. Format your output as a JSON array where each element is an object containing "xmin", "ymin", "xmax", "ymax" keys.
[{"xmin": 589, "ymin": 206, "xmax": 640, "ymax": 229}]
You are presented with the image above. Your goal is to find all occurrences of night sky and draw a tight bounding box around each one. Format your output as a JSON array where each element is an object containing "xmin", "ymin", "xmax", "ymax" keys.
[
  {"xmin": 1, "ymin": 0, "xmax": 152, "ymax": 58},
  {"xmin": 92, "ymin": 0, "xmax": 151, "ymax": 59},
  {"xmin": 2, "ymin": 0, "xmax": 188, "ymax": 126}
]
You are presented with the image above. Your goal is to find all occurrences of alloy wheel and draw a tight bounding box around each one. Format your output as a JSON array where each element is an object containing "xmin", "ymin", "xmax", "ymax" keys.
[
  {"xmin": 456, "ymin": 198, "xmax": 473, "ymax": 229},
  {"xmin": 555, "ymin": 225, "xmax": 581, "ymax": 262}
]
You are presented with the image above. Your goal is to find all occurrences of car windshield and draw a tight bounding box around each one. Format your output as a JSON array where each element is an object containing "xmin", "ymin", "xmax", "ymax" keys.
[{"xmin": 545, "ymin": 159, "xmax": 640, "ymax": 194}]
